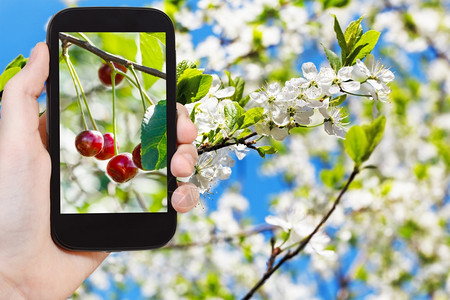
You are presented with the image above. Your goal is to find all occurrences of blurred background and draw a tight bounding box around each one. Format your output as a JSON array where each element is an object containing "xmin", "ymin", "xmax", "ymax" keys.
[{"xmin": 1, "ymin": 0, "xmax": 449, "ymax": 299}]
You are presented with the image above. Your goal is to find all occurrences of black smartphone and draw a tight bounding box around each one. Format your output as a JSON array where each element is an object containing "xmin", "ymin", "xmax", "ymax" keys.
[{"xmin": 46, "ymin": 7, "xmax": 177, "ymax": 251}]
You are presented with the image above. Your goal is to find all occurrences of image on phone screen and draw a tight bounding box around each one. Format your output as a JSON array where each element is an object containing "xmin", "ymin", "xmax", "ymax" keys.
[{"xmin": 59, "ymin": 32, "xmax": 167, "ymax": 213}]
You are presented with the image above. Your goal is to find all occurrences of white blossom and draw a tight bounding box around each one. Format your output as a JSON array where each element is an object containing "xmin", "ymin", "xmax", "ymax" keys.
[
  {"xmin": 189, "ymin": 149, "xmax": 234, "ymax": 194},
  {"xmin": 353, "ymin": 54, "xmax": 395, "ymax": 100},
  {"xmin": 249, "ymin": 82, "xmax": 286, "ymax": 124},
  {"xmin": 301, "ymin": 62, "xmax": 324, "ymax": 100},
  {"xmin": 319, "ymin": 66, "xmax": 360, "ymax": 95},
  {"xmin": 255, "ymin": 119, "xmax": 288, "ymax": 141},
  {"xmin": 319, "ymin": 105, "xmax": 348, "ymax": 139}
]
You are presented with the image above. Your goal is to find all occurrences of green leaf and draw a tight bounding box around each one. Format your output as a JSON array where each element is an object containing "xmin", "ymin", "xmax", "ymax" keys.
[
  {"xmin": 176, "ymin": 68, "xmax": 213, "ymax": 104},
  {"xmin": 140, "ymin": 33, "xmax": 165, "ymax": 90},
  {"xmin": 361, "ymin": 115, "xmax": 386, "ymax": 161},
  {"xmin": 176, "ymin": 60, "xmax": 196, "ymax": 80},
  {"xmin": 237, "ymin": 107, "xmax": 264, "ymax": 129},
  {"xmin": 345, "ymin": 116, "xmax": 386, "ymax": 166},
  {"xmin": 232, "ymin": 77, "xmax": 245, "ymax": 102},
  {"xmin": 344, "ymin": 16, "xmax": 364, "ymax": 51},
  {"xmin": 414, "ymin": 163, "xmax": 429, "ymax": 181},
  {"xmin": 141, "ymin": 101, "xmax": 167, "ymax": 170},
  {"xmin": 0, "ymin": 67, "xmax": 21, "ymax": 93},
  {"xmin": 225, "ymin": 71, "xmax": 245, "ymax": 102},
  {"xmin": 355, "ymin": 265, "xmax": 368, "ymax": 282},
  {"xmin": 207, "ymin": 129, "xmax": 217, "ymax": 142},
  {"xmin": 332, "ymin": 15, "xmax": 348, "ymax": 61},
  {"xmin": 257, "ymin": 146, "xmax": 278, "ymax": 159},
  {"xmin": 256, "ymin": 147, "xmax": 266, "ymax": 158},
  {"xmin": 323, "ymin": 0, "xmax": 350, "ymax": 9},
  {"xmin": 225, "ymin": 70, "xmax": 234, "ymax": 86},
  {"xmin": 345, "ymin": 30, "xmax": 380, "ymax": 65},
  {"xmin": 4, "ymin": 54, "xmax": 28, "ymax": 71},
  {"xmin": 260, "ymin": 145, "xmax": 277, "ymax": 155},
  {"xmin": 189, "ymin": 102, "xmax": 202, "ymax": 123},
  {"xmin": 344, "ymin": 125, "xmax": 368, "ymax": 166},
  {"xmin": 320, "ymin": 164, "xmax": 345, "ymax": 188},
  {"xmin": 329, "ymin": 94, "xmax": 347, "ymax": 106},
  {"xmin": 212, "ymin": 132, "xmax": 224, "ymax": 146},
  {"xmin": 146, "ymin": 32, "xmax": 166, "ymax": 46},
  {"xmin": 224, "ymin": 101, "xmax": 244, "ymax": 131},
  {"xmin": 239, "ymin": 94, "xmax": 251, "ymax": 108},
  {"xmin": 321, "ymin": 43, "xmax": 342, "ymax": 70},
  {"xmin": 237, "ymin": 128, "xmax": 252, "ymax": 139},
  {"xmin": 99, "ymin": 32, "xmax": 138, "ymax": 62}
]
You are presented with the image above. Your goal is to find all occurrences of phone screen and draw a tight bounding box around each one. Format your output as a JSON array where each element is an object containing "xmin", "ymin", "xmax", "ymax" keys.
[{"xmin": 59, "ymin": 32, "xmax": 167, "ymax": 213}]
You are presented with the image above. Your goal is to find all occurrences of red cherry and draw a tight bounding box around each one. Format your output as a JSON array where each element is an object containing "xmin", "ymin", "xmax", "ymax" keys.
[
  {"xmin": 95, "ymin": 133, "xmax": 118, "ymax": 160},
  {"xmin": 98, "ymin": 62, "xmax": 128, "ymax": 86},
  {"xmin": 107, "ymin": 153, "xmax": 138, "ymax": 183},
  {"xmin": 132, "ymin": 143, "xmax": 143, "ymax": 170},
  {"xmin": 75, "ymin": 130, "xmax": 104, "ymax": 157}
]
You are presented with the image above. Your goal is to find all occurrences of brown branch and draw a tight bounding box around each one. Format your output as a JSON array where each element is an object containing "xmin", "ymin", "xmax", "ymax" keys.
[
  {"xmin": 242, "ymin": 166, "xmax": 360, "ymax": 299},
  {"xmin": 265, "ymin": 237, "xmax": 281, "ymax": 275},
  {"xmin": 59, "ymin": 32, "xmax": 166, "ymax": 80},
  {"xmin": 197, "ymin": 131, "xmax": 258, "ymax": 155},
  {"xmin": 162, "ymin": 224, "xmax": 276, "ymax": 250},
  {"xmin": 337, "ymin": 268, "xmax": 350, "ymax": 300}
]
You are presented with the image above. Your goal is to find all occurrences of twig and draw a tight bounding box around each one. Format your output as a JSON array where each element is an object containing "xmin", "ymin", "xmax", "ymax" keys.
[
  {"xmin": 197, "ymin": 132, "xmax": 258, "ymax": 155},
  {"xmin": 59, "ymin": 32, "xmax": 166, "ymax": 80},
  {"xmin": 162, "ymin": 224, "xmax": 276, "ymax": 250},
  {"xmin": 242, "ymin": 166, "xmax": 360, "ymax": 299}
]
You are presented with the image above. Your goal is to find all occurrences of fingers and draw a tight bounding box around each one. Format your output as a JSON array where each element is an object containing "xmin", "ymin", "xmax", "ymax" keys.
[
  {"xmin": 176, "ymin": 103, "xmax": 197, "ymax": 144},
  {"xmin": 171, "ymin": 182, "xmax": 199, "ymax": 213},
  {"xmin": 0, "ymin": 43, "xmax": 49, "ymax": 137},
  {"xmin": 171, "ymin": 104, "xmax": 200, "ymax": 213},
  {"xmin": 171, "ymin": 143, "xmax": 198, "ymax": 177}
]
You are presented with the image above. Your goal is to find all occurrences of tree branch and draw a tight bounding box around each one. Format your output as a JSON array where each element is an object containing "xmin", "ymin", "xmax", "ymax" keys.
[
  {"xmin": 197, "ymin": 132, "xmax": 258, "ymax": 155},
  {"xmin": 59, "ymin": 32, "xmax": 166, "ymax": 80},
  {"xmin": 242, "ymin": 166, "xmax": 360, "ymax": 299}
]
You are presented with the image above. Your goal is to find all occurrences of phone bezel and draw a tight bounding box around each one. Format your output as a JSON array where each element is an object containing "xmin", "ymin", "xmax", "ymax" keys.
[{"xmin": 47, "ymin": 7, "xmax": 177, "ymax": 251}]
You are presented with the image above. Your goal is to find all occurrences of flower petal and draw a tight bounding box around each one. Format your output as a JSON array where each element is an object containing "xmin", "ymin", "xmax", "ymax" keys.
[
  {"xmin": 215, "ymin": 86, "xmax": 235, "ymax": 98},
  {"xmin": 302, "ymin": 62, "xmax": 318, "ymax": 80},
  {"xmin": 341, "ymin": 80, "xmax": 360, "ymax": 92},
  {"xmin": 337, "ymin": 66, "xmax": 354, "ymax": 81}
]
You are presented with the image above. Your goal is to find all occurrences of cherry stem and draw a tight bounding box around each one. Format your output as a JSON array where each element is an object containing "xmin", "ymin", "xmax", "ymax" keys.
[
  {"xmin": 63, "ymin": 54, "xmax": 88, "ymax": 130},
  {"xmin": 66, "ymin": 56, "xmax": 99, "ymax": 131},
  {"xmin": 115, "ymin": 69, "xmax": 154, "ymax": 106},
  {"xmin": 76, "ymin": 32, "xmax": 94, "ymax": 45},
  {"xmin": 129, "ymin": 65, "xmax": 150, "ymax": 112},
  {"xmin": 340, "ymin": 88, "xmax": 372, "ymax": 98},
  {"xmin": 110, "ymin": 63, "xmax": 119, "ymax": 156},
  {"xmin": 294, "ymin": 121, "xmax": 324, "ymax": 128}
]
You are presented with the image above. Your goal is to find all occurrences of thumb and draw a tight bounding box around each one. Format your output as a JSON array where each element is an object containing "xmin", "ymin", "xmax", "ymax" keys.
[{"xmin": 0, "ymin": 42, "xmax": 49, "ymax": 138}]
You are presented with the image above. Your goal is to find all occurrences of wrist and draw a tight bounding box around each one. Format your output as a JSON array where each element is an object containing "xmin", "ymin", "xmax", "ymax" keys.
[{"xmin": 0, "ymin": 274, "xmax": 26, "ymax": 300}]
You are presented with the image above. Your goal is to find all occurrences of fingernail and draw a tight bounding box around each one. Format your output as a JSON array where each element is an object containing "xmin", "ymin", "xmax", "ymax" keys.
[
  {"xmin": 172, "ymin": 185, "xmax": 199, "ymax": 213},
  {"xmin": 171, "ymin": 191, "xmax": 194, "ymax": 212}
]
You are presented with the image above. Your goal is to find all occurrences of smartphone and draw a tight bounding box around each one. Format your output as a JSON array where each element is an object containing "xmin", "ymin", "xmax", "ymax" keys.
[{"xmin": 46, "ymin": 7, "xmax": 177, "ymax": 251}]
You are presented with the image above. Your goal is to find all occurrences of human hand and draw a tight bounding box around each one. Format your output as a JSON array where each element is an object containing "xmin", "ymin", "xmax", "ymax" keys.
[{"xmin": 0, "ymin": 42, "xmax": 199, "ymax": 299}]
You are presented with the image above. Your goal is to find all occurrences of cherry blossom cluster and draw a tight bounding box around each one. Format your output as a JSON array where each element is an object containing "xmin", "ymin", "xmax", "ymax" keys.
[
  {"xmin": 251, "ymin": 55, "xmax": 394, "ymax": 141},
  {"xmin": 185, "ymin": 54, "xmax": 394, "ymax": 194}
]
